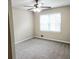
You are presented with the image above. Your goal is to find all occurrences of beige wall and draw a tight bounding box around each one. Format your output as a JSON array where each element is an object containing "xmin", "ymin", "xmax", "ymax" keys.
[
  {"xmin": 12, "ymin": 8, "xmax": 34, "ymax": 44},
  {"xmin": 34, "ymin": 6, "xmax": 70, "ymax": 43}
]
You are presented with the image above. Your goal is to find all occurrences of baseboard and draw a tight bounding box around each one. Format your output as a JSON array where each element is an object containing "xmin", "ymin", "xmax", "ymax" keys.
[
  {"xmin": 34, "ymin": 36, "xmax": 70, "ymax": 44},
  {"xmin": 15, "ymin": 36, "xmax": 34, "ymax": 44},
  {"xmin": 15, "ymin": 36, "xmax": 70, "ymax": 44}
]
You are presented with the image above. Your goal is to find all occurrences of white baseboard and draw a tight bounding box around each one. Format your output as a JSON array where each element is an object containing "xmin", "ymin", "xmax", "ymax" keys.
[
  {"xmin": 15, "ymin": 36, "xmax": 34, "ymax": 44},
  {"xmin": 15, "ymin": 36, "xmax": 70, "ymax": 44},
  {"xmin": 34, "ymin": 36, "xmax": 70, "ymax": 44}
]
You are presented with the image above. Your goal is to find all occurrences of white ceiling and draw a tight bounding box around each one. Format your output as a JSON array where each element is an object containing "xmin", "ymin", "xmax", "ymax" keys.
[{"xmin": 11, "ymin": 0, "xmax": 70, "ymax": 11}]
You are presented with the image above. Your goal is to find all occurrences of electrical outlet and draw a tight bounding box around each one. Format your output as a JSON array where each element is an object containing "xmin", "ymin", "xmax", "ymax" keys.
[{"xmin": 41, "ymin": 35, "xmax": 44, "ymax": 37}]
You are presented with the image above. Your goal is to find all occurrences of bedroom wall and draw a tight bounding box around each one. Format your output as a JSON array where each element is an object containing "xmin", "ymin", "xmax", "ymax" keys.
[
  {"xmin": 34, "ymin": 6, "xmax": 70, "ymax": 43},
  {"xmin": 12, "ymin": 8, "xmax": 34, "ymax": 44}
]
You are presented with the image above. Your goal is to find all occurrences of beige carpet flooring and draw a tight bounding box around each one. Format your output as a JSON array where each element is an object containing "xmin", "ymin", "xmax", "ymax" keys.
[{"xmin": 15, "ymin": 38, "xmax": 70, "ymax": 59}]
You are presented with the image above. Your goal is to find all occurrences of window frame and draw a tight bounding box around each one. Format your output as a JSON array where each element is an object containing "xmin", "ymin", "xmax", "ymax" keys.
[{"xmin": 39, "ymin": 13, "xmax": 62, "ymax": 32}]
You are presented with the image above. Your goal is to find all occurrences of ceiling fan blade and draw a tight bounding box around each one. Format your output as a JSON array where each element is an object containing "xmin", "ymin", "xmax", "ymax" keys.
[
  {"xmin": 41, "ymin": 6, "xmax": 51, "ymax": 8},
  {"xmin": 27, "ymin": 8, "xmax": 33, "ymax": 10},
  {"xmin": 24, "ymin": 6, "xmax": 33, "ymax": 7}
]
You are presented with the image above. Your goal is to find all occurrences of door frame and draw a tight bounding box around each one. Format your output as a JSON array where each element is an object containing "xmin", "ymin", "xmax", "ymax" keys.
[{"xmin": 8, "ymin": 0, "xmax": 15, "ymax": 59}]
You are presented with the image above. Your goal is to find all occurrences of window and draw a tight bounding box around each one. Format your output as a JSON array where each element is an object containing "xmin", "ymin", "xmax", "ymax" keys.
[{"xmin": 40, "ymin": 13, "xmax": 61, "ymax": 32}]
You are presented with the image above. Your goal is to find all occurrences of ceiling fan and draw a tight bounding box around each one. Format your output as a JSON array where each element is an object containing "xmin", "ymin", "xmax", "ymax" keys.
[{"xmin": 24, "ymin": 0, "xmax": 51, "ymax": 12}]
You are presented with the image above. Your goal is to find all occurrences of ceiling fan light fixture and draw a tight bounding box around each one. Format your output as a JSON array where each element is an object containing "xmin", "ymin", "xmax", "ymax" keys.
[{"xmin": 33, "ymin": 8, "xmax": 41, "ymax": 12}]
